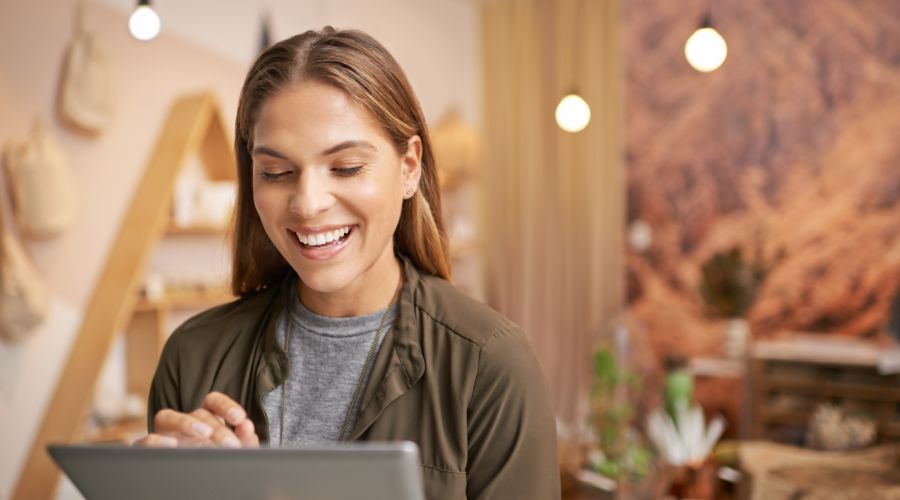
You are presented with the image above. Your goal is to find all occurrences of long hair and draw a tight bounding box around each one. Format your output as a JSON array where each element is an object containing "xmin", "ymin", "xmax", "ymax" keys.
[{"xmin": 231, "ymin": 27, "xmax": 451, "ymax": 296}]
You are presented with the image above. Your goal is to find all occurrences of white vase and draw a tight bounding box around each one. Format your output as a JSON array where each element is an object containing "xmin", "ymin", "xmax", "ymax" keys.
[{"xmin": 723, "ymin": 318, "xmax": 750, "ymax": 359}]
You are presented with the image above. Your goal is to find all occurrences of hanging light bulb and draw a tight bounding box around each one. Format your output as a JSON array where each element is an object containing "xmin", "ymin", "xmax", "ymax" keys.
[
  {"xmin": 129, "ymin": 0, "xmax": 161, "ymax": 42},
  {"xmin": 555, "ymin": 93, "xmax": 591, "ymax": 133},
  {"xmin": 684, "ymin": 17, "xmax": 727, "ymax": 73}
]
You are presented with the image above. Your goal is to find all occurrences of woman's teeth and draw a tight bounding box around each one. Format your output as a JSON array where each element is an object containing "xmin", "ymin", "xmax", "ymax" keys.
[{"xmin": 295, "ymin": 226, "xmax": 352, "ymax": 247}]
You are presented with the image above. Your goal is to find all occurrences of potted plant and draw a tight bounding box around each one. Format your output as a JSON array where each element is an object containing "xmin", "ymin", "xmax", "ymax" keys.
[
  {"xmin": 580, "ymin": 348, "xmax": 655, "ymax": 498},
  {"xmin": 699, "ymin": 246, "xmax": 768, "ymax": 358}
]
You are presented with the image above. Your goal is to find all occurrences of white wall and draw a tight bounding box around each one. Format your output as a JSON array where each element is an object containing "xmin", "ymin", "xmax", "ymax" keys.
[{"xmin": 0, "ymin": 0, "xmax": 481, "ymax": 497}]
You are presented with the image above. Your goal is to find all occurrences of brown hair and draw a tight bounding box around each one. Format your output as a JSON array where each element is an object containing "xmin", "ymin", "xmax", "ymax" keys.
[{"xmin": 231, "ymin": 27, "xmax": 451, "ymax": 296}]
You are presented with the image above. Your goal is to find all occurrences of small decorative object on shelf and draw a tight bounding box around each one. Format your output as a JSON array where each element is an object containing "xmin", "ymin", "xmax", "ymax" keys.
[
  {"xmin": 646, "ymin": 405, "xmax": 726, "ymax": 499},
  {"xmin": 143, "ymin": 273, "xmax": 165, "ymax": 302},
  {"xmin": 699, "ymin": 243, "xmax": 771, "ymax": 359},
  {"xmin": 664, "ymin": 355, "xmax": 693, "ymax": 422},
  {"xmin": 699, "ymin": 246, "xmax": 767, "ymax": 318},
  {"xmin": 171, "ymin": 178, "xmax": 236, "ymax": 231},
  {"xmin": 806, "ymin": 404, "xmax": 876, "ymax": 451},
  {"xmin": 647, "ymin": 406, "xmax": 726, "ymax": 466}
]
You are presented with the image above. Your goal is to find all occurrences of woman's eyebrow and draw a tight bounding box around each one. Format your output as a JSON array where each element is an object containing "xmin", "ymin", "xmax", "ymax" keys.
[
  {"xmin": 320, "ymin": 140, "xmax": 377, "ymax": 156},
  {"xmin": 250, "ymin": 145, "xmax": 290, "ymax": 160},
  {"xmin": 250, "ymin": 140, "xmax": 377, "ymax": 160}
]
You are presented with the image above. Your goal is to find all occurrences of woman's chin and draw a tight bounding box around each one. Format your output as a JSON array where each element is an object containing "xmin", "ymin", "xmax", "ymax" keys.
[{"xmin": 296, "ymin": 269, "xmax": 356, "ymax": 297}]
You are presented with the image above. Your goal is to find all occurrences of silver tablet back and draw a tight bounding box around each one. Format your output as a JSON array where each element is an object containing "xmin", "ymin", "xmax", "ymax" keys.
[{"xmin": 48, "ymin": 441, "xmax": 425, "ymax": 500}]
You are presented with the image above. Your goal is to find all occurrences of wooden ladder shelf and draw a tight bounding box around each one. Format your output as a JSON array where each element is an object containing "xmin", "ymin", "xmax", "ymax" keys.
[{"xmin": 13, "ymin": 92, "xmax": 235, "ymax": 500}]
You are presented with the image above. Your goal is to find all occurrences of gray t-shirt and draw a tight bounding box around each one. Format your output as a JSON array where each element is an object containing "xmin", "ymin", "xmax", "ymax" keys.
[{"xmin": 263, "ymin": 296, "xmax": 397, "ymax": 446}]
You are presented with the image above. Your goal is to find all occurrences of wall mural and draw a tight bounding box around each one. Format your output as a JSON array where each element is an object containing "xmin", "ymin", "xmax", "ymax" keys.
[{"xmin": 624, "ymin": 0, "xmax": 900, "ymax": 359}]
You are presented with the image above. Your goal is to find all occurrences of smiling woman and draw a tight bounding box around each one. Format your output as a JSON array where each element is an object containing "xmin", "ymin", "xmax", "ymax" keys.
[
  {"xmin": 136, "ymin": 27, "xmax": 560, "ymax": 500},
  {"xmin": 249, "ymin": 80, "xmax": 417, "ymax": 314}
]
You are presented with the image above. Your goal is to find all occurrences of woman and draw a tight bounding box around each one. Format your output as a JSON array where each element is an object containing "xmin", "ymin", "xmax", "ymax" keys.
[{"xmin": 138, "ymin": 27, "xmax": 560, "ymax": 499}]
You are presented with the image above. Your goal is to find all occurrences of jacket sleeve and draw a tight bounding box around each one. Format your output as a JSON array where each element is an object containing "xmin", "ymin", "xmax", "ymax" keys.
[
  {"xmin": 146, "ymin": 332, "xmax": 183, "ymax": 433},
  {"xmin": 465, "ymin": 326, "xmax": 561, "ymax": 500}
]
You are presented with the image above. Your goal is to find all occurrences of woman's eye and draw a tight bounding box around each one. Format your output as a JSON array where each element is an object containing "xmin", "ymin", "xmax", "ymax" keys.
[
  {"xmin": 260, "ymin": 170, "xmax": 292, "ymax": 181},
  {"xmin": 333, "ymin": 165, "xmax": 366, "ymax": 177}
]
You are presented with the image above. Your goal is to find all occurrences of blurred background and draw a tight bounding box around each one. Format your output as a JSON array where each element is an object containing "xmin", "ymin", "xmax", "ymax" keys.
[{"xmin": 1, "ymin": 0, "xmax": 899, "ymax": 498}]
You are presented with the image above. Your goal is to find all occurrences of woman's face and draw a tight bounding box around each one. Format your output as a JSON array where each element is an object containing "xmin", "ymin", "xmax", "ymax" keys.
[{"xmin": 251, "ymin": 80, "xmax": 421, "ymax": 299}]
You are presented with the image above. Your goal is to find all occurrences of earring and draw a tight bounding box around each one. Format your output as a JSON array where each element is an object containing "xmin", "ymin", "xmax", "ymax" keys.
[{"xmin": 404, "ymin": 187, "xmax": 416, "ymax": 199}]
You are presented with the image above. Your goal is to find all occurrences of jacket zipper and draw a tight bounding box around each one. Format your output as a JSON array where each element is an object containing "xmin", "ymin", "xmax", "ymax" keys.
[{"xmin": 257, "ymin": 384, "xmax": 275, "ymax": 446}]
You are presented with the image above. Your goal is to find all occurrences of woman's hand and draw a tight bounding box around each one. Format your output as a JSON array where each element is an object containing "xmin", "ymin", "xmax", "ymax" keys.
[{"xmin": 134, "ymin": 392, "xmax": 260, "ymax": 448}]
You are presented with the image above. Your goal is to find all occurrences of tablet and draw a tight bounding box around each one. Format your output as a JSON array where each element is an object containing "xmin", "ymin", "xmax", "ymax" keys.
[{"xmin": 48, "ymin": 441, "xmax": 426, "ymax": 500}]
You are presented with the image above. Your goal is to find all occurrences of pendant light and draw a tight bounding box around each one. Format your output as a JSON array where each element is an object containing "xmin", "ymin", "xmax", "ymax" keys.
[
  {"xmin": 685, "ymin": 0, "xmax": 726, "ymax": 73},
  {"xmin": 129, "ymin": 0, "xmax": 161, "ymax": 42},
  {"xmin": 555, "ymin": 0, "xmax": 591, "ymax": 133},
  {"xmin": 555, "ymin": 93, "xmax": 591, "ymax": 133}
]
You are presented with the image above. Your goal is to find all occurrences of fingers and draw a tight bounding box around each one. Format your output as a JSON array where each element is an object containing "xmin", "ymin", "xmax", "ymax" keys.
[
  {"xmin": 135, "ymin": 432, "xmax": 209, "ymax": 448},
  {"xmin": 134, "ymin": 433, "xmax": 178, "ymax": 447},
  {"xmin": 153, "ymin": 408, "xmax": 239, "ymax": 447},
  {"xmin": 146, "ymin": 393, "xmax": 258, "ymax": 449},
  {"xmin": 154, "ymin": 409, "xmax": 216, "ymax": 441},
  {"xmin": 202, "ymin": 392, "xmax": 248, "ymax": 426},
  {"xmin": 234, "ymin": 419, "xmax": 260, "ymax": 448},
  {"xmin": 190, "ymin": 408, "xmax": 241, "ymax": 448}
]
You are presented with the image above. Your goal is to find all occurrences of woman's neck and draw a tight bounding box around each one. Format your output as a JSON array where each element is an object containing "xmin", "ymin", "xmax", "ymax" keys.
[{"xmin": 298, "ymin": 251, "xmax": 402, "ymax": 318}]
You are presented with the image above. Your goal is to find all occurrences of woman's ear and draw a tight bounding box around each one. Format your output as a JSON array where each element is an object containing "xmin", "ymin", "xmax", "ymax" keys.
[{"xmin": 401, "ymin": 135, "xmax": 423, "ymax": 198}]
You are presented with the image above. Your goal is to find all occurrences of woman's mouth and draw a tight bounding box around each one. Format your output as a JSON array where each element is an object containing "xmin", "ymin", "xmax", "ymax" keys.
[{"xmin": 289, "ymin": 225, "xmax": 356, "ymax": 260}]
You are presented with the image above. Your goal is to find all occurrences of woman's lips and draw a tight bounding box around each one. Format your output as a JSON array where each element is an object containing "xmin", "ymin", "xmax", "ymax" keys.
[{"xmin": 289, "ymin": 225, "xmax": 355, "ymax": 261}]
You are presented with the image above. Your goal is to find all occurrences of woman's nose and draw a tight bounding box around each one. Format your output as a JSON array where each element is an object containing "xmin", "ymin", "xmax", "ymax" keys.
[{"xmin": 288, "ymin": 169, "xmax": 334, "ymax": 219}]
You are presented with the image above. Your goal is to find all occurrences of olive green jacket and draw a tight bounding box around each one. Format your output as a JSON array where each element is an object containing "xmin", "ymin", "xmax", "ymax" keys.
[{"xmin": 148, "ymin": 257, "xmax": 561, "ymax": 499}]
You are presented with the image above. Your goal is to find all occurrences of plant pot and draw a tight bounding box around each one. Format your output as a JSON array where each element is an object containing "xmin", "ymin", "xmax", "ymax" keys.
[
  {"xmin": 574, "ymin": 467, "xmax": 664, "ymax": 500},
  {"xmin": 662, "ymin": 459, "xmax": 718, "ymax": 499},
  {"xmin": 723, "ymin": 317, "xmax": 749, "ymax": 359}
]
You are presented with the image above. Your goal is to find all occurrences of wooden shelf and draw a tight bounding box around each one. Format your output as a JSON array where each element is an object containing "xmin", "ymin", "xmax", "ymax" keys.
[
  {"xmin": 13, "ymin": 92, "xmax": 238, "ymax": 500},
  {"xmin": 761, "ymin": 375, "xmax": 900, "ymax": 402},
  {"xmin": 750, "ymin": 337, "xmax": 900, "ymax": 445},
  {"xmin": 752, "ymin": 334, "xmax": 897, "ymax": 368}
]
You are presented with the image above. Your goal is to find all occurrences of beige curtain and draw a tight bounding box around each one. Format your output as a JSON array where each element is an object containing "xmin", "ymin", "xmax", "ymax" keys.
[{"xmin": 481, "ymin": 0, "xmax": 624, "ymax": 428}]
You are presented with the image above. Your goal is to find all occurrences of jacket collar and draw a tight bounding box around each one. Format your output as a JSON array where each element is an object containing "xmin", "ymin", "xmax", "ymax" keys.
[
  {"xmin": 257, "ymin": 254, "xmax": 428, "ymax": 441},
  {"xmin": 350, "ymin": 254, "xmax": 427, "ymax": 439},
  {"xmin": 387, "ymin": 254, "xmax": 428, "ymax": 385}
]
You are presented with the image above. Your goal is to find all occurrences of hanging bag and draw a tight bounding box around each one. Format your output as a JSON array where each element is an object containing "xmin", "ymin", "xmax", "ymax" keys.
[
  {"xmin": 0, "ymin": 205, "xmax": 50, "ymax": 343},
  {"xmin": 3, "ymin": 119, "xmax": 79, "ymax": 238},
  {"xmin": 58, "ymin": 2, "xmax": 114, "ymax": 133}
]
